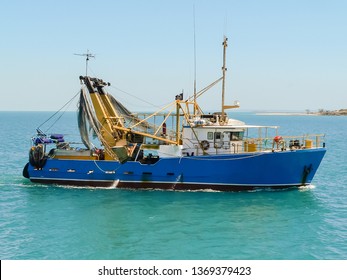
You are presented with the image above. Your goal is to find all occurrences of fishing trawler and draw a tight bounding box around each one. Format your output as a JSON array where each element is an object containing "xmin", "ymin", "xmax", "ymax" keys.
[{"xmin": 23, "ymin": 37, "xmax": 326, "ymax": 191}]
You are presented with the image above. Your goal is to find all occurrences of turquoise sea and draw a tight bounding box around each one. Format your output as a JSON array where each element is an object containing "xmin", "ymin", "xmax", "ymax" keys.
[{"xmin": 0, "ymin": 111, "xmax": 346, "ymax": 260}]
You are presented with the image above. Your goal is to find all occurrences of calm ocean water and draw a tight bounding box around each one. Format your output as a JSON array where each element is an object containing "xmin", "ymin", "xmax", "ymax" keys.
[{"xmin": 0, "ymin": 111, "xmax": 346, "ymax": 260}]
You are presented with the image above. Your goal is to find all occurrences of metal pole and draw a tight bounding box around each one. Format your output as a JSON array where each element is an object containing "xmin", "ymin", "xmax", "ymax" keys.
[{"xmin": 221, "ymin": 36, "xmax": 228, "ymax": 123}]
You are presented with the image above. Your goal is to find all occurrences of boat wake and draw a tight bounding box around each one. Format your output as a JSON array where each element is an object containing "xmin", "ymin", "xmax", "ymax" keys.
[{"xmin": 298, "ymin": 184, "xmax": 316, "ymax": 191}]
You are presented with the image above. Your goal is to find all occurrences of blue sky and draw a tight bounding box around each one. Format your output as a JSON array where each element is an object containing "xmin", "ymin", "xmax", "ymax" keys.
[{"xmin": 1, "ymin": 0, "xmax": 346, "ymax": 111}]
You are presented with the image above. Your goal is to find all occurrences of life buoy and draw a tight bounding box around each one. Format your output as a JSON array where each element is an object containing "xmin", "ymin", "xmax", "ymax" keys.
[{"xmin": 200, "ymin": 140, "xmax": 210, "ymax": 150}]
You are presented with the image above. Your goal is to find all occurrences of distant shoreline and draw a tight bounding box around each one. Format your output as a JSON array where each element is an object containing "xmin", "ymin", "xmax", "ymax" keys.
[
  {"xmin": 256, "ymin": 109, "xmax": 347, "ymax": 116},
  {"xmin": 256, "ymin": 112, "xmax": 316, "ymax": 116}
]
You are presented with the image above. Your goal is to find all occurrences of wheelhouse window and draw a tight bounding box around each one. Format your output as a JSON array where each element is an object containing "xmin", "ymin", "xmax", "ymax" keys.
[
  {"xmin": 223, "ymin": 131, "xmax": 244, "ymax": 141},
  {"xmin": 232, "ymin": 131, "xmax": 244, "ymax": 140},
  {"xmin": 207, "ymin": 132, "xmax": 213, "ymax": 140},
  {"xmin": 214, "ymin": 132, "xmax": 222, "ymax": 140}
]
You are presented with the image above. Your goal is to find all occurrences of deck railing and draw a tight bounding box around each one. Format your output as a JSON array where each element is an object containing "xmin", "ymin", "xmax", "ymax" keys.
[{"xmin": 243, "ymin": 134, "xmax": 326, "ymax": 153}]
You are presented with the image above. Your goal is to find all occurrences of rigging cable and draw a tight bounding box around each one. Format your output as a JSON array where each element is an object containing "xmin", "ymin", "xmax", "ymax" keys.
[
  {"xmin": 110, "ymin": 85, "xmax": 164, "ymax": 109},
  {"xmin": 37, "ymin": 91, "xmax": 81, "ymax": 131}
]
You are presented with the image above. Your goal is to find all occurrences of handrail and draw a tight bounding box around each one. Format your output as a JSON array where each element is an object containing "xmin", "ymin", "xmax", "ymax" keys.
[{"xmin": 243, "ymin": 134, "xmax": 325, "ymax": 152}]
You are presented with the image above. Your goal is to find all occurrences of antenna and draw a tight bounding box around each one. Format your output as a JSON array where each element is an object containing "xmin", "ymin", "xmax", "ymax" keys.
[
  {"xmin": 74, "ymin": 50, "xmax": 95, "ymax": 76},
  {"xmin": 193, "ymin": 4, "xmax": 197, "ymax": 116}
]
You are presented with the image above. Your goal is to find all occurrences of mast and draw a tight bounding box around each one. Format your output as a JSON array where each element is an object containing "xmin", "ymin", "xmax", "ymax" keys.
[
  {"xmin": 221, "ymin": 36, "xmax": 239, "ymax": 124},
  {"xmin": 221, "ymin": 36, "xmax": 228, "ymax": 123}
]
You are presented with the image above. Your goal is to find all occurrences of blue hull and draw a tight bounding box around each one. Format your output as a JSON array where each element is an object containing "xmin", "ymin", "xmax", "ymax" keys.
[{"xmin": 24, "ymin": 148, "xmax": 326, "ymax": 191}]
